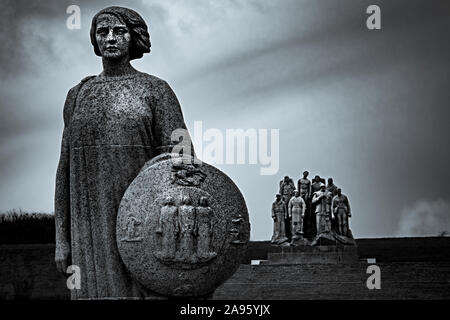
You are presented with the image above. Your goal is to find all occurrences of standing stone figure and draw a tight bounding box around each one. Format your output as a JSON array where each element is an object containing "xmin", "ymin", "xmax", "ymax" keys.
[
  {"xmin": 279, "ymin": 176, "xmax": 295, "ymax": 238},
  {"xmin": 326, "ymin": 178, "xmax": 338, "ymax": 197},
  {"xmin": 156, "ymin": 196, "xmax": 179, "ymax": 260},
  {"xmin": 311, "ymin": 175, "xmax": 323, "ymax": 195},
  {"xmin": 178, "ymin": 195, "xmax": 197, "ymax": 262},
  {"xmin": 54, "ymin": 6, "xmax": 192, "ymax": 299},
  {"xmin": 297, "ymin": 171, "xmax": 311, "ymax": 200},
  {"xmin": 288, "ymin": 191, "xmax": 306, "ymax": 241},
  {"xmin": 307, "ymin": 175, "xmax": 322, "ymax": 237},
  {"xmin": 312, "ymin": 184, "xmax": 333, "ymax": 235},
  {"xmin": 196, "ymin": 196, "xmax": 216, "ymax": 260},
  {"xmin": 332, "ymin": 188, "xmax": 352, "ymax": 237},
  {"xmin": 271, "ymin": 194, "xmax": 288, "ymax": 244},
  {"xmin": 279, "ymin": 176, "xmax": 296, "ymax": 208}
]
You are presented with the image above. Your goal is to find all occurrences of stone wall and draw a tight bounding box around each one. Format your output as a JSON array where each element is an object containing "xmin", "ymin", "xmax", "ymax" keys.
[
  {"xmin": 1, "ymin": 237, "xmax": 450, "ymax": 300},
  {"xmin": 213, "ymin": 262, "xmax": 450, "ymax": 299}
]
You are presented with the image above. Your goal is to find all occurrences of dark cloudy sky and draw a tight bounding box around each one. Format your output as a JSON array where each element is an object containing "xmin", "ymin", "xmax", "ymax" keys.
[{"xmin": 0, "ymin": 0, "xmax": 449, "ymax": 240}]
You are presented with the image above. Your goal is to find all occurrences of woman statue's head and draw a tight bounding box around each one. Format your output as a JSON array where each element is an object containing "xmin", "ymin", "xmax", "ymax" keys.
[{"xmin": 90, "ymin": 6, "xmax": 151, "ymax": 61}]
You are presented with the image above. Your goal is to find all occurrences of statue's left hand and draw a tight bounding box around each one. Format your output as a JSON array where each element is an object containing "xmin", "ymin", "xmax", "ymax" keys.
[{"xmin": 55, "ymin": 241, "xmax": 71, "ymax": 274}]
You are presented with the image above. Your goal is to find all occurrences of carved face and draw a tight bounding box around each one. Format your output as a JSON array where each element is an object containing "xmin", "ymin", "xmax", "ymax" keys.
[
  {"xmin": 294, "ymin": 191, "xmax": 300, "ymax": 197},
  {"xmin": 95, "ymin": 14, "xmax": 131, "ymax": 61},
  {"xmin": 303, "ymin": 171, "xmax": 308, "ymax": 178},
  {"xmin": 337, "ymin": 188, "xmax": 342, "ymax": 196}
]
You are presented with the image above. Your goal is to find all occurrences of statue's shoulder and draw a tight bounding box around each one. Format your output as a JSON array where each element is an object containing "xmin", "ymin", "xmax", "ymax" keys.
[
  {"xmin": 138, "ymin": 72, "xmax": 169, "ymax": 87},
  {"xmin": 67, "ymin": 76, "xmax": 96, "ymax": 96},
  {"xmin": 140, "ymin": 73, "xmax": 181, "ymax": 101},
  {"xmin": 63, "ymin": 76, "xmax": 96, "ymax": 124}
]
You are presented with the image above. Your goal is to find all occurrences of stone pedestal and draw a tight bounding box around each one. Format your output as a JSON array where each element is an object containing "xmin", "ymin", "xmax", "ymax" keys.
[{"xmin": 262, "ymin": 245, "xmax": 359, "ymax": 265}]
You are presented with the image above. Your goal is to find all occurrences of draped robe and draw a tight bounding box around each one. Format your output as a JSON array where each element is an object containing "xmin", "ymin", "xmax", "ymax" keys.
[{"xmin": 55, "ymin": 72, "xmax": 190, "ymax": 299}]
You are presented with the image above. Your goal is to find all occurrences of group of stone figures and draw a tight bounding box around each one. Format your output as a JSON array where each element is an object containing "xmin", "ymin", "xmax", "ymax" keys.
[
  {"xmin": 272, "ymin": 171, "xmax": 354, "ymax": 246},
  {"xmin": 155, "ymin": 195, "xmax": 218, "ymax": 264},
  {"xmin": 123, "ymin": 195, "xmax": 218, "ymax": 264}
]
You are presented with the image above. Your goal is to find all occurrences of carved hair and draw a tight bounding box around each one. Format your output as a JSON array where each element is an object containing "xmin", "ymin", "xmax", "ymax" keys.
[{"xmin": 90, "ymin": 6, "xmax": 151, "ymax": 60}]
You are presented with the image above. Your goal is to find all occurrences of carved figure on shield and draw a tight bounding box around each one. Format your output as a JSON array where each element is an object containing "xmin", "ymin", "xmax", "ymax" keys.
[
  {"xmin": 230, "ymin": 214, "xmax": 246, "ymax": 244},
  {"xmin": 155, "ymin": 196, "xmax": 179, "ymax": 260},
  {"xmin": 196, "ymin": 196, "xmax": 217, "ymax": 260},
  {"xmin": 178, "ymin": 195, "xmax": 196, "ymax": 262},
  {"xmin": 123, "ymin": 214, "xmax": 142, "ymax": 241}
]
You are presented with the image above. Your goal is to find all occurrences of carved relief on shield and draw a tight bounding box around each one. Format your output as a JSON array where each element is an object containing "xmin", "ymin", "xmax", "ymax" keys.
[
  {"xmin": 170, "ymin": 158, "xmax": 207, "ymax": 186},
  {"xmin": 120, "ymin": 212, "xmax": 143, "ymax": 242},
  {"xmin": 153, "ymin": 189, "xmax": 219, "ymax": 269}
]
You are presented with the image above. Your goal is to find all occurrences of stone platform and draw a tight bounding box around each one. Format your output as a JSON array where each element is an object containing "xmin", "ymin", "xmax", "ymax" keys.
[{"xmin": 262, "ymin": 245, "xmax": 359, "ymax": 265}]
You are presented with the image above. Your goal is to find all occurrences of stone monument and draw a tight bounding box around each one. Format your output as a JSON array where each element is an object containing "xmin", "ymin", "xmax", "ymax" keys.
[
  {"xmin": 54, "ymin": 6, "xmax": 249, "ymax": 299},
  {"xmin": 265, "ymin": 173, "xmax": 357, "ymax": 265}
]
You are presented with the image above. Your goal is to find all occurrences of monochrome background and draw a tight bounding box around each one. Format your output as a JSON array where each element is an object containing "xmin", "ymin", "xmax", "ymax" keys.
[{"xmin": 0, "ymin": 0, "xmax": 449, "ymax": 240}]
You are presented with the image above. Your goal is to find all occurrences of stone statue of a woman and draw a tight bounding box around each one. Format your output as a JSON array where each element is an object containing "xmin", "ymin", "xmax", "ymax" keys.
[{"xmin": 54, "ymin": 6, "xmax": 191, "ymax": 299}]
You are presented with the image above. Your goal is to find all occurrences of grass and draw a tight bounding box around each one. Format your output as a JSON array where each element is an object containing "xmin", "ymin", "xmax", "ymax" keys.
[{"xmin": 0, "ymin": 210, "xmax": 55, "ymax": 244}]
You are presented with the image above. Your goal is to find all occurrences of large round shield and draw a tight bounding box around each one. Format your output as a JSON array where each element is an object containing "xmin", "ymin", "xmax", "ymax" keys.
[{"xmin": 117, "ymin": 154, "xmax": 250, "ymax": 297}]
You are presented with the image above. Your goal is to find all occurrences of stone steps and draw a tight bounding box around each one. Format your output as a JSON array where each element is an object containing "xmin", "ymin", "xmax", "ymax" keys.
[{"xmin": 213, "ymin": 262, "xmax": 450, "ymax": 299}]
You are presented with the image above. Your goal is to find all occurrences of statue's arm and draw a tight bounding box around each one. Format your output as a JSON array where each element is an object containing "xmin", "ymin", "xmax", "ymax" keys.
[
  {"xmin": 290, "ymin": 180, "xmax": 295, "ymax": 189},
  {"xmin": 331, "ymin": 195, "xmax": 337, "ymax": 217},
  {"xmin": 346, "ymin": 196, "xmax": 351, "ymax": 216},
  {"xmin": 288, "ymin": 198, "xmax": 293, "ymax": 217},
  {"xmin": 301, "ymin": 198, "xmax": 306, "ymax": 217},
  {"xmin": 312, "ymin": 193, "xmax": 320, "ymax": 204},
  {"xmin": 152, "ymin": 80, "xmax": 195, "ymax": 157},
  {"xmin": 54, "ymin": 87, "xmax": 77, "ymax": 273}
]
